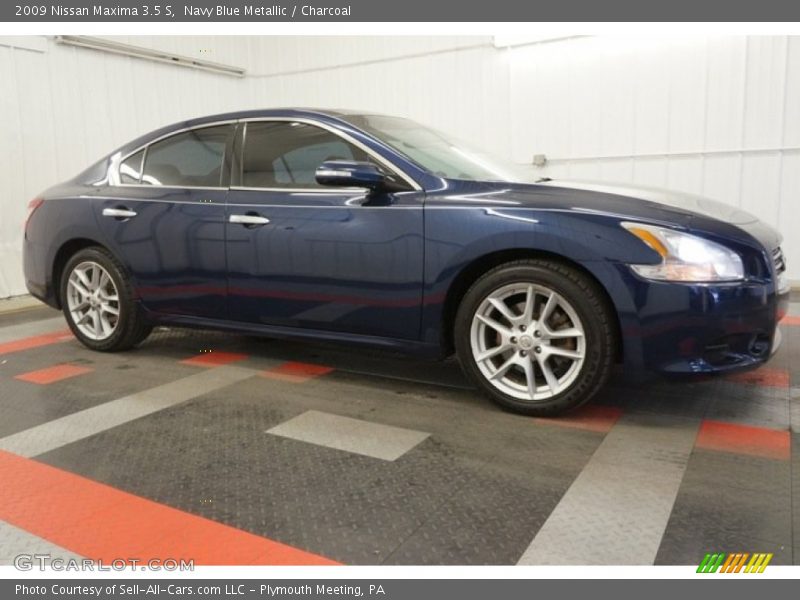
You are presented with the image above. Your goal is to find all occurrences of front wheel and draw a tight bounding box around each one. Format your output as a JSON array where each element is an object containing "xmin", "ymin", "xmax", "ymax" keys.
[
  {"xmin": 454, "ymin": 259, "xmax": 615, "ymax": 416},
  {"xmin": 60, "ymin": 246, "xmax": 152, "ymax": 352}
]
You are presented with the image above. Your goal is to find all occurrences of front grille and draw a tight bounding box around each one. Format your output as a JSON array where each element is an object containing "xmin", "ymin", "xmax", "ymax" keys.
[{"xmin": 772, "ymin": 247, "xmax": 786, "ymax": 274}]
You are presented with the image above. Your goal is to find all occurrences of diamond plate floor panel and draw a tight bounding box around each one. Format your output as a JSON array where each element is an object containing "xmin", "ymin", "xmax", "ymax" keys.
[
  {"xmin": 0, "ymin": 313, "xmax": 798, "ymax": 565},
  {"xmin": 34, "ymin": 371, "xmax": 602, "ymax": 565},
  {"xmin": 655, "ymin": 450, "xmax": 793, "ymax": 565},
  {"xmin": 518, "ymin": 413, "xmax": 700, "ymax": 565}
]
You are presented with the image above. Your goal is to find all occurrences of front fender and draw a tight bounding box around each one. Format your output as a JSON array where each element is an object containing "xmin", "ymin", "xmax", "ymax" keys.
[{"xmin": 420, "ymin": 207, "xmax": 645, "ymax": 367}]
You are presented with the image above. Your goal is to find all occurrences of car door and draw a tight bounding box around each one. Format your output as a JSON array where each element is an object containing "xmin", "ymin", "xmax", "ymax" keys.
[
  {"xmin": 94, "ymin": 123, "xmax": 234, "ymax": 319},
  {"xmin": 225, "ymin": 119, "xmax": 425, "ymax": 340}
]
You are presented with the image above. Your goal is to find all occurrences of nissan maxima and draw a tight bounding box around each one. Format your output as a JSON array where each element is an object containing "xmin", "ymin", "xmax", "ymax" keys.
[{"xmin": 22, "ymin": 109, "xmax": 790, "ymax": 415}]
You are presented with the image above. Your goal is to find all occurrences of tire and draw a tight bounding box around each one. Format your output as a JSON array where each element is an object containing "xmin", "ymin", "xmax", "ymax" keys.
[
  {"xmin": 454, "ymin": 259, "xmax": 615, "ymax": 416},
  {"xmin": 59, "ymin": 246, "xmax": 152, "ymax": 352}
]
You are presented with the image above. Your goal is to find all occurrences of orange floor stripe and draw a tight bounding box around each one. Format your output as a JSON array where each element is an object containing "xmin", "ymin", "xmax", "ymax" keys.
[
  {"xmin": 0, "ymin": 450, "xmax": 338, "ymax": 566},
  {"xmin": 0, "ymin": 329, "xmax": 73, "ymax": 356},
  {"xmin": 534, "ymin": 404, "xmax": 623, "ymax": 433},
  {"xmin": 14, "ymin": 364, "xmax": 93, "ymax": 385},
  {"xmin": 181, "ymin": 351, "xmax": 249, "ymax": 367},
  {"xmin": 261, "ymin": 361, "xmax": 334, "ymax": 383},
  {"xmin": 782, "ymin": 315, "xmax": 800, "ymax": 326},
  {"xmin": 725, "ymin": 367, "xmax": 789, "ymax": 388},
  {"xmin": 695, "ymin": 420, "xmax": 791, "ymax": 460}
]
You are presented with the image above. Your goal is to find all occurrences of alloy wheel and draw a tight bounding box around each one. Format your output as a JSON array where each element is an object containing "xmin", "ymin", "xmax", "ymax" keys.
[
  {"xmin": 469, "ymin": 282, "xmax": 586, "ymax": 402},
  {"xmin": 66, "ymin": 261, "xmax": 121, "ymax": 341}
]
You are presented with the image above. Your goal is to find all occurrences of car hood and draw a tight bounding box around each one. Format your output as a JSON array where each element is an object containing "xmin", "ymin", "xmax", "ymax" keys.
[
  {"xmin": 539, "ymin": 180, "xmax": 757, "ymax": 225},
  {"xmin": 494, "ymin": 179, "xmax": 781, "ymax": 251}
]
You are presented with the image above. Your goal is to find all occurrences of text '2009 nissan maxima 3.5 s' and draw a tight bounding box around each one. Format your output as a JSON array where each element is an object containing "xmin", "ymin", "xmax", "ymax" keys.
[{"xmin": 23, "ymin": 109, "xmax": 790, "ymax": 415}]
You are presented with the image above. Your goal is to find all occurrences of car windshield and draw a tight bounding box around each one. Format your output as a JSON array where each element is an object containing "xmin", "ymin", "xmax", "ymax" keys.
[{"xmin": 343, "ymin": 115, "xmax": 538, "ymax": 183}]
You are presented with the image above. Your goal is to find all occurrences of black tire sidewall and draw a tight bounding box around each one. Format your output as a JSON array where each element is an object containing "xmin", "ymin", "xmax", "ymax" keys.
[
  {"xmin": 454, "ymin": 261, "xmax": 614, "ymax": 416},
  {"xmin": 60, "ymin": 247, "xmax": 139, "ymax": 352}
]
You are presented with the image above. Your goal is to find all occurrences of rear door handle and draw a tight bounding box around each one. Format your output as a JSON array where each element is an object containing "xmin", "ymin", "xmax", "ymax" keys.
[
  {"xmin": 102, "ymin": 207, "xmax": 137, "ymax": 219},
  {"xmin": 229, "ymin": 214, "xmax": 270, "ymax": 226}
]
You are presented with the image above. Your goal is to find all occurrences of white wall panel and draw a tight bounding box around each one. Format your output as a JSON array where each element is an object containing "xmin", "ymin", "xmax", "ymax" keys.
[
  {"xmin": 666, "ymin": 40, "xmax": 708, "ymax": 153},
  {"xmin": 1, "ymin": 34, "xmax": 799, "ymax": 298},
  {"xmin": 702, "ymin": 154, "xmax": 742, "ymax": 203},
  {"xmin": 779, "ymin": 152, "xmax": 800, "ymax": 281},
  {"xmin": 740, "ymin": 153, "xmax": 783, "ymax": 227},
  {"xmin": 632, "ymin": 158, "xmax": 669, "ymax": 188},
  {"xmin": 630, "ymin": 42, "xmax": 672, "ymax": 155},
  {"xmin": 704, "ymin": 37, "xmax": 746, "ymax": 151},
  {"xmin": 742, "ymin": 37, "xmax": 787, "ymax": 150},
  {"xmin": 784, "ymin": 37, "xmax": 800, "ymax": 147},
  {"xmin": 666, "ymin": 156, "xmax": 704, "ymax": 195}
]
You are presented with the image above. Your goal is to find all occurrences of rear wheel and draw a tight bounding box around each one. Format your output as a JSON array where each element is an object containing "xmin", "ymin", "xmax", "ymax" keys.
[
  {"xmin": 454, "ymin": 259, "xmax": 615, "ymax": 416},
  {"xmin": 60, "ymin": 247, "xmax": 152, "ymax": 351}
]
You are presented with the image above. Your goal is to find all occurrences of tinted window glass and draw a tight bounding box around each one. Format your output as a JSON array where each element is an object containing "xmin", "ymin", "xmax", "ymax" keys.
[
  {"xmin": 119, "ymin": 149, "xmax": 144, "ymax": 184},
  {"xmin": 142, "ymin": 125, "xmax": 232, "ymax": 187},
  {"xmin": 242, "ymin": 122, "xmax": 370, "ymax": 188}
]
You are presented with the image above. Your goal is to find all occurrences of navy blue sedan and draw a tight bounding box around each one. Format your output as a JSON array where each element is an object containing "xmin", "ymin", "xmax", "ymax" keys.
[{"xmin": 22, "ymin": 109, "xmax": 790, "ymax": 415}]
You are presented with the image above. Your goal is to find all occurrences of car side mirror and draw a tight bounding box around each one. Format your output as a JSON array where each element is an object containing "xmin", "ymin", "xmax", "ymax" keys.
[{"xmin": 315, "ymin": 160, "xmax": 386, "ymax": 190}]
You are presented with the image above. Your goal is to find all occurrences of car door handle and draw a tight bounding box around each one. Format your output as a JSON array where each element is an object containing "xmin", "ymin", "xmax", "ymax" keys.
[
  {"xmin": 229, "ymin": 214, "xmax": 270, "ymax": 226},
  {"xmin": 102, "ymin": 207, "xmax": 137, "ymax": 219}
]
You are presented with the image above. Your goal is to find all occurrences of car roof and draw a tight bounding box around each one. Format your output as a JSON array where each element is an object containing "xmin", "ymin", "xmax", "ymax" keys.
[{"xmin": 180, "ymin": 107, "xmax": 376, "ymax": 127}]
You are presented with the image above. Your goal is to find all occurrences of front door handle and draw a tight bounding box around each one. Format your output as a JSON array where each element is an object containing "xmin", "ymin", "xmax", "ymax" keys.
[
  {"xmin": 229, "ymin": 214, "xmax": 270, "ymax": 227},
  {"xmin": 102, "ymin": 207, "xmax": 137, "ymax": 219}
]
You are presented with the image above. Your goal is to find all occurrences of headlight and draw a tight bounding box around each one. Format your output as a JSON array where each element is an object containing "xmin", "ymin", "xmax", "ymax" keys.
[{"xmin": 621, "ymin": 222, "xmax": 744, "ymax": 282}]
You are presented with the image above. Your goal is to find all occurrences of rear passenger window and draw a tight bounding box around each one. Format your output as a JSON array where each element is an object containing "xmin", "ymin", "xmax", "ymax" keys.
[
  {"xmin": 119, "ymin": 149, "xmax": 144, "ymax": 184},
  {"xmin": 141, "ymin": 125, "xmax": 232, "ymax": 187},
  {"xmin": 241, "ymin": 122, "xmax": 370, "ymax": 188}
]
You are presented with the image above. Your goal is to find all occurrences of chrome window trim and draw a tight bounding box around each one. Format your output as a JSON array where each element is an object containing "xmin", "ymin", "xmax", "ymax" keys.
[
  {"xmin": 113, "ymin": 183, "xmax": 228, "ymax": 191},
  {"xmin": 229, "ymin": 185, "xmax": 368, "ymax": 194},
  {"xmin": 110, "ymin": 116, "xmax": 423, "ymax": 193}
]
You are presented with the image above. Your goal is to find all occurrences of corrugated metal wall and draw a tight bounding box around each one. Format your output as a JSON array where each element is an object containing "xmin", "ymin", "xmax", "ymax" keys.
[{"xmin": 1, "ymin": 35, "xmax": 797, "ymax": 299}]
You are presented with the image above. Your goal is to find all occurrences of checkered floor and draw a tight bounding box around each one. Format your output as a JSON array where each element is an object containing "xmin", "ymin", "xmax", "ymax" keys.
[{"xmin": 1, "ymin": 301, "xmax": 799, "ymax": 566}]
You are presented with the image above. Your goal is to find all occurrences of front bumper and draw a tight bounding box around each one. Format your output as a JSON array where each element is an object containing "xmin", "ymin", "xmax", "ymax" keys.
[{"xmin": 626, "ymin": 276, "xmax": 789, "ymax": 376}]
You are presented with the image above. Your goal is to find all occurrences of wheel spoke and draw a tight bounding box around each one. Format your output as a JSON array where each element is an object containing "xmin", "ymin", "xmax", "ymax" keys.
[
  {"xmin": 68, "ymin": 278, "xmax": 90, "ymax": 298},
  {"xmin": 90, "ymin": 266, "xmax": 100, "ymax": 289},
  {"xmin": 76, "ymin": 311, "xmax": 92, "ymax": 325},
  {"xmin": 93, "ymin": 309, "xmax": 104, "ymax": 337},
  {"xmin": 102, "ymin": 304, "xmax": 119, "ymax": 316},
  {"xmin": 539, "ymin": 292, "xmax": 557, "ymax": 323},
  {"xmin": 98, "ymin": 270, "xmax": 110, "ymax": 291},
  {"xmin": 72, "ymin": 300, "xmax": 90, "ymax": 312},
  {"xmin": 546, "ymin": 327, "xmax": 584, "ymax": 340},
  {"xmin": 488, "ymin": 298, "xmax": 518, "ymax": 324},
  {"xmin": 521, "ymin": 358, "xmax": 537, "ymax": 400},
  {"xmin": 538, "ymin": 356, "xmax": 561, "ymax": 395},
  {"xmin": 489, "ymin": 354, "xmax": 517, "ymax": 381},
  {"xmin": 522, "ymin": 285, "xmax": 535, "ymax": 322},
  {"xmin": 548, "ymin": 346, "xmax": 583, "ymax": 360},
  {"xmin": 476, "ymin": 343, "xmax": 511, "ymax": 363},
  {"xmin": 476, "ymin": 313, "xmax": 512, "ymax": 335},
  {"xmin": 75, "ymin": 269, "xmax": 93, "ymax": 290}
]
